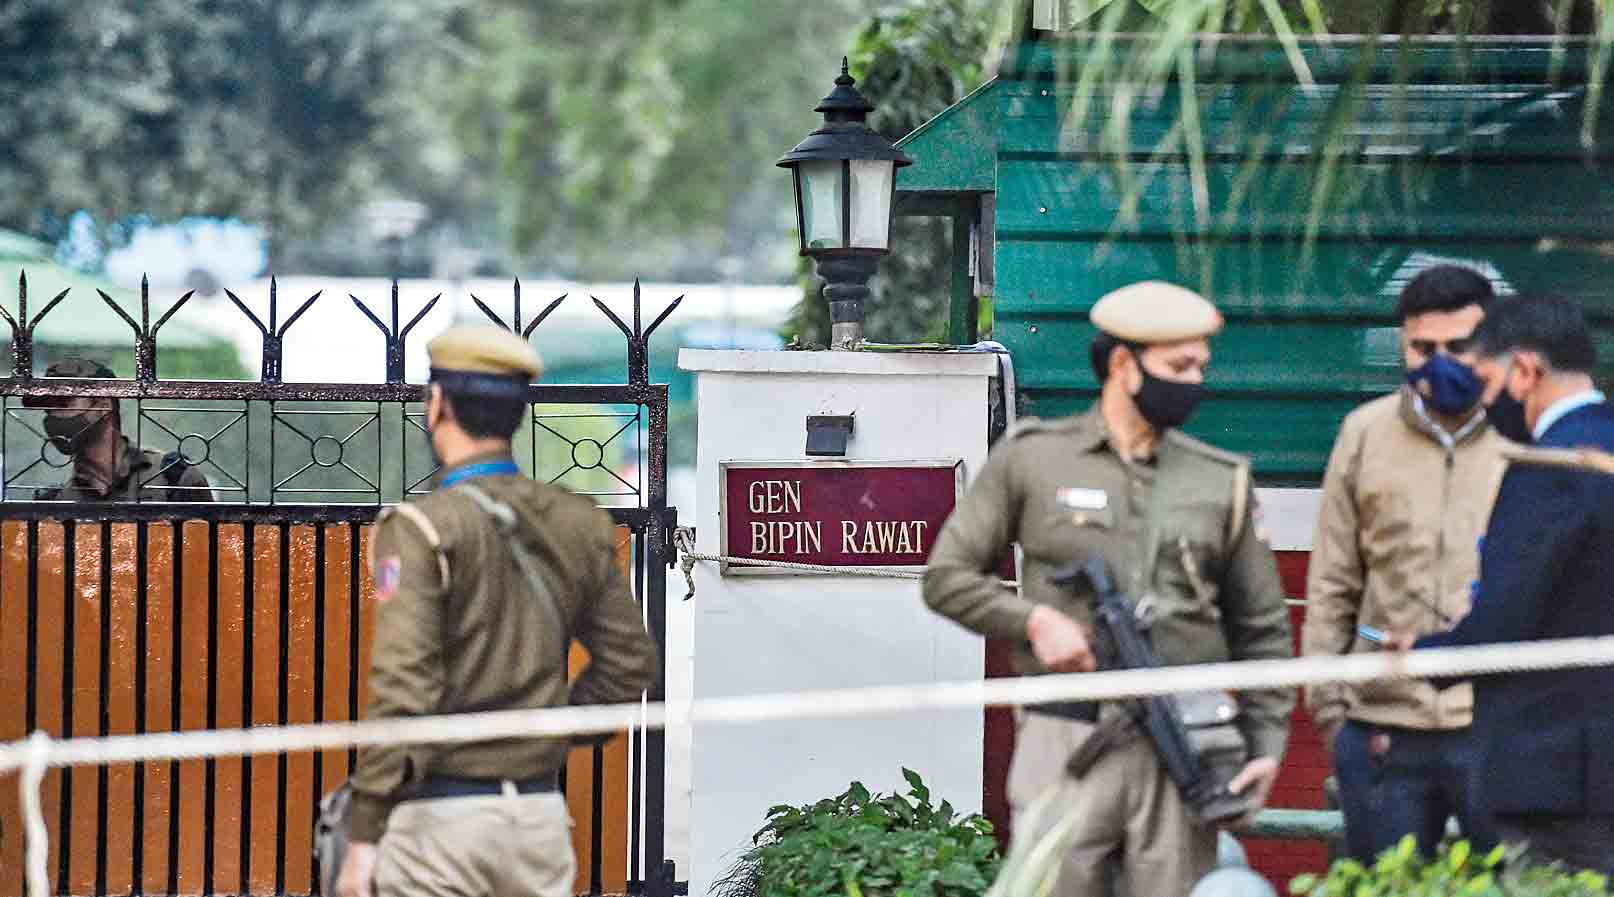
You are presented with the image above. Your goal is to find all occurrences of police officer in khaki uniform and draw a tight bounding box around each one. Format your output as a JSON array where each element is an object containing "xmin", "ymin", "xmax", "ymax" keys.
[
  {"xmin": 337, "ymin": 325, "xmax": 659, "ymax": 897},
  {"xmin": 923, "ymin": 282, "xmax": 1294, "ymax": 897},
  {"xmin": 24, "ymin": 359, "xmax": 214, "ymax": 502}
]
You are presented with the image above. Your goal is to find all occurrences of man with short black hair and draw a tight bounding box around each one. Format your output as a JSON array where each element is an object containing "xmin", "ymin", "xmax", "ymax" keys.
[
  {"xmin": 1303, "ymin": 264, "xmax": 1508, "ymax": 859},
  {"xmin": 1402, "ymin": 295, "xmax": 1614, "ymax": 874}
]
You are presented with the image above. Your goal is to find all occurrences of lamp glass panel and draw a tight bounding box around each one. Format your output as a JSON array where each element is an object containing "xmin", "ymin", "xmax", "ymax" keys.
[
  {"xmin": 798, "ymin": 160, "xmax": 844, "ymax": 250},
  {"xmin": 848, "ymin": 160, "xmax": 895, "ymax": 249}
]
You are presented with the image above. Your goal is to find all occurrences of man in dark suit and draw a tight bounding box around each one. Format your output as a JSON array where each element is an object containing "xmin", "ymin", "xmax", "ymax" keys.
[{"xmin": 1398, "ymin": 295, "xmax": 1613, "ymax": 873}]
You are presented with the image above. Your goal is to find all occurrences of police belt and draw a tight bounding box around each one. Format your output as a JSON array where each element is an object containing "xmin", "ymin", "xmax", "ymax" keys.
[
  {"xmin": 1025, "ymin": 700, "xmax": 1099, "ymax": 723},
  {"xmin": 409, "ymin": 773, "xmax": 560, "ymax": 801}
]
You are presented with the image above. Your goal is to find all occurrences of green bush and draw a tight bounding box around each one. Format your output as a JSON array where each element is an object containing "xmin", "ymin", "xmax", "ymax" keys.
[
  {"xmin": 713, "ymin": 769, "xmax": 1001, "ymax": 897},
  {"xmin": 1290, "ymin": 836, "xmax": 1611, "ymax": 897}
]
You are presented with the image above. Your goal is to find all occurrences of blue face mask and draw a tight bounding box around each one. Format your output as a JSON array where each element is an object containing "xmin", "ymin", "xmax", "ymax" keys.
[{"xmin": 1407, "ymin": 353, "xmax": 1484, "ymax": 416}]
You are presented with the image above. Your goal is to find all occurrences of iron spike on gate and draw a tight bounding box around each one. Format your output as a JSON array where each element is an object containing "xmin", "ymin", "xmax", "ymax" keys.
[
  {"xmin": 96, "ymin": 275, "xmax": 196, "ymax": 384},
  {"xmin": 224, "ymin": 277, "xmax": 323, "ymax": 384},
  {"xmin": 0, "ymin": 272, "xmax": 71, "ymax": 379},
  {"xmin": 470, "ymin": 279, "xmax": 568, "ymax": 338},
  {"xmin": 351, "ymin": 278, "xmax": 441, "ymax": 383}
]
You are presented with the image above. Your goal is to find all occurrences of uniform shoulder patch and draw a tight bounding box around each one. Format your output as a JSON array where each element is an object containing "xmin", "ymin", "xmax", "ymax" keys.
[
  {"xmin": 373, "ymin": 556, "xmax": 401, "ymax": 602},
  {"xmin": 1006, "ymin": 415, "xmax": 1082, "ymax": 440}
]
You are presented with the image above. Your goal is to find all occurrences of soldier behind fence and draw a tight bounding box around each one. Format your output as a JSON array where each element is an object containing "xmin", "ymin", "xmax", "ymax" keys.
[
  {"xmin": 23, "ymin": 358, "xmax": 214, "ymax": 502},
  {"xmin": 337, "ymin": 324, "xmax": 659, "ymax": 897}
]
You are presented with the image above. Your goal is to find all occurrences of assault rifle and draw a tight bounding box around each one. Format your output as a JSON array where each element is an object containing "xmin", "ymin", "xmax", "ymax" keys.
[{"xmin": 1050, "ymin": 556, "xmax": 1251, "ymax": 825}]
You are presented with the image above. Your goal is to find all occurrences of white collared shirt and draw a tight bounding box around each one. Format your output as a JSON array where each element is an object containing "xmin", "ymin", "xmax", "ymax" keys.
[{"xmin": 1533, "ymin": 389, "xmax": 1607, "ymax": 441}]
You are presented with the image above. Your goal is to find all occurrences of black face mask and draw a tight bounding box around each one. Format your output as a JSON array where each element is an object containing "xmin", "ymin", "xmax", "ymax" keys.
[
  {"xmin": 1133, "ymin": 365, "xmax": 1206, "ymax": 431},
  {"xmin": 43, "ymin": 411, "xmax": 108, "ymax": 456},
  {"xmin": 1485, "ymin": 387, "xmax": 1532, "ymax": 443}
]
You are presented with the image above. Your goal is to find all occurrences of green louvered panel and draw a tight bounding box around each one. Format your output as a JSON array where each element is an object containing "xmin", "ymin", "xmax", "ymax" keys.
[
  {"xmin": 991, "ymin": 40, "xmax": 1614, "ymax": 484},
  {"xmin": 997, "ymin": 82, "xmax": 1610, "ymax": 158},
  {"xmin": 995, "ymin": 158, "xmax": 1614, "ymax": 240}
]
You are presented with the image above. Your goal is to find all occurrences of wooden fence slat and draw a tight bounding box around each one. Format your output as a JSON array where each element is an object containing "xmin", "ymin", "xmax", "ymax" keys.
[
  {"xmin": 282, "ymin": 527, "xmax": 318, "ymax": 894},
  {"xmin": 141, "ymin": 524, "xmax": 176, "ymax": 896},
  {"xmin": 566, "ymin": 725, "xmax": 597, "ymax": 897},
  {"xmin": 0, "ymin": 522, "xmax": 31, "ymax": 897},
  {"xmin": 104, "ymin": 524, "xmax": 140, "ymax": 896},
  {"xmin": 212, "ymin": 524, "xmax": 247, "ymax": 895},
  {"xmin": 356, "ymin": 527, "xmax": 375, "ymax": 723},
  {"xmin": 597, "ymin": 527, "xmax": 636, "ymax": 895},
  {"xmin": 320, "ymin": 526, "xmax": 353, "ymax": 791},
  {"xmin": 248, "ymin": 525, "xmax": 282, "ymax": 895},
  {"xmin": 176, "ymin": 522, "xmax": 211, "ymax": 896},
  {"xmin": 68, "ymin": 526, "xmax": 103, "ymax": 896},
  {"xmin": 36, "ymin": 523, "xmax": 65, "ymax": 896}
]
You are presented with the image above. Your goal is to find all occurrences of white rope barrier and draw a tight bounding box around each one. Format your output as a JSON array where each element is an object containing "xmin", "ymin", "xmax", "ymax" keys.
[
  {"xmin": 9, "ymin": 634, "xmax": 1614, "ymax": 897},
  {"xmin": 21, "ymin": 733, "xmax": 51, "ymax": 897},
  {"xmin": 7, "ymin": 636, "xmax": 1614, "ymax": 772}
]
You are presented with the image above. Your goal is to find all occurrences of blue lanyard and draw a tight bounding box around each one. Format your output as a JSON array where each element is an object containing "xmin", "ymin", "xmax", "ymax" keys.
[{"xmin": 440, "ymin": 460, "xmax": 521, "ymax": 488}]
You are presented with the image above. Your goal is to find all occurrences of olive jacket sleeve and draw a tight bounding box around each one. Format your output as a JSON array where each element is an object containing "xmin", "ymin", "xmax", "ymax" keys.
[
  {"xmin": 346, "ymin": 514, "xmax": 448, "ymax": 842},
  {"xmin": 567, "ymin": 506, "xmax": 659, "ymax": 709},
  {"xmin": 921, "ymin": 442, "xmax": 1036, "ymax": 641},
  {"xmin": 1220, "ymin": 476, "xmax": 1297, "ymax": 762}
]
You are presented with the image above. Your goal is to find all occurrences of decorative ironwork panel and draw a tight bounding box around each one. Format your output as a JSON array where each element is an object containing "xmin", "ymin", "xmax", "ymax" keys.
[{"xmin": 0, "ymin": 273, "xmax": 681, "ymax": 897}]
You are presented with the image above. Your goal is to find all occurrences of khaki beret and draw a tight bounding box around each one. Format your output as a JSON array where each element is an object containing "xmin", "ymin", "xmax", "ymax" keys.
[
  {"xmin": 1090, "ymin": 281, "xmax": 1223, "ymax": 344},
  {"xmin": 427, "ymin": 326, "xmax": 542, "ymax": 398}
]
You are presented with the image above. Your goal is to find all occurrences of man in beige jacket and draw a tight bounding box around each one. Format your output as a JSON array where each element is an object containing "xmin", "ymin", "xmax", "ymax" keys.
[{"xmin": 1302, "ymin": 265, "xmax": 1509, "ymax": 860}]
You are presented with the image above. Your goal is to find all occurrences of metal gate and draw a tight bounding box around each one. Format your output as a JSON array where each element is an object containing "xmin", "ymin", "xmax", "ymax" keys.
[{"xmin": 0, "ymin": 276, "xmax": 679, "ymax": 897}]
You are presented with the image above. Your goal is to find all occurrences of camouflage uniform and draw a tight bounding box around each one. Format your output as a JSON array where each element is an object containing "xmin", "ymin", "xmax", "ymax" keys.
[{"xmin": 34, "ymin": 436, "xmax": 213, "ymax": 502}]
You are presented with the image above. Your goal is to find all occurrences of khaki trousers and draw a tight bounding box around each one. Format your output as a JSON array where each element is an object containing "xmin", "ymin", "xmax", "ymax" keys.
[
  {"xmin": 1008, "ymin": 711, "xmax": 1218, "ymax": 897},
  {"xmin": 376, "ymin": 790, "xmax": 575, "ymax": 897}
]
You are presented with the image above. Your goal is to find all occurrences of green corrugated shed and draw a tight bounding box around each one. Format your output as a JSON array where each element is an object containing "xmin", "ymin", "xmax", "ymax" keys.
[{"xmin": 897, "ymin": 37, "xmax": 1614, "ymax": 483}]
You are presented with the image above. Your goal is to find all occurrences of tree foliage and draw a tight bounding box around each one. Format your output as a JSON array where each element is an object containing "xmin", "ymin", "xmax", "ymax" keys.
[
  {"xmin": 0, "ymin": 0, "xmax": 459, "ymax": 260},
  {"xmin": 782, "ymin": 0, "xmax": 1002, "ymax": 347},
  {"xmin": 450, "ymin": 0, "xmax": 872, "ymax": 280}
]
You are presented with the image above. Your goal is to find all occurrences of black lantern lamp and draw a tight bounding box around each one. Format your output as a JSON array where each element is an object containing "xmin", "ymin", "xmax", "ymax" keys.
[{"xmin": 778, "ymin": 58, "xmax": 911, "ymax": 348}]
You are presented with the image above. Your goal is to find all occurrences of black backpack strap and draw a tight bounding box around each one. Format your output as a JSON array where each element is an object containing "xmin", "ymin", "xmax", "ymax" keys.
[{"xmin": 159, "ymin": 450, "xmax": 190, "ymax": 501}]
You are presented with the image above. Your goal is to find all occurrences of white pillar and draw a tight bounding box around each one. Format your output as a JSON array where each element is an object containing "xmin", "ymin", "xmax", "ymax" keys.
[{"xmin": 677, "ymin": 349, "xmax": 996, "ymax": 897}]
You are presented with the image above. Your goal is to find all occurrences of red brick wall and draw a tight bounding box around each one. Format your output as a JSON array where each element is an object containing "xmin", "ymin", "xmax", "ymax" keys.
[{"xmin": 980, "ymin": 550, "xmax": 1331, "ymax": 889}]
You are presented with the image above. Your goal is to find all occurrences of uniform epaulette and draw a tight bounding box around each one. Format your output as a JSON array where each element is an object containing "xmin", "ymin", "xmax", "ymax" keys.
[
  {"xmin": 1165, "ymin": 430, "xmax": 1253, "ymax": 544},
  {"xmin": 378, "ymin": 501, "xmax": 450, "ymax": 585},
  {"xmin": 1164, "ymin": 429, "xmax": 1249, "ymax": 470},
  {"xmin": 1006, "ymin": 416, "xmax": 1085, "ymax": 440}
]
